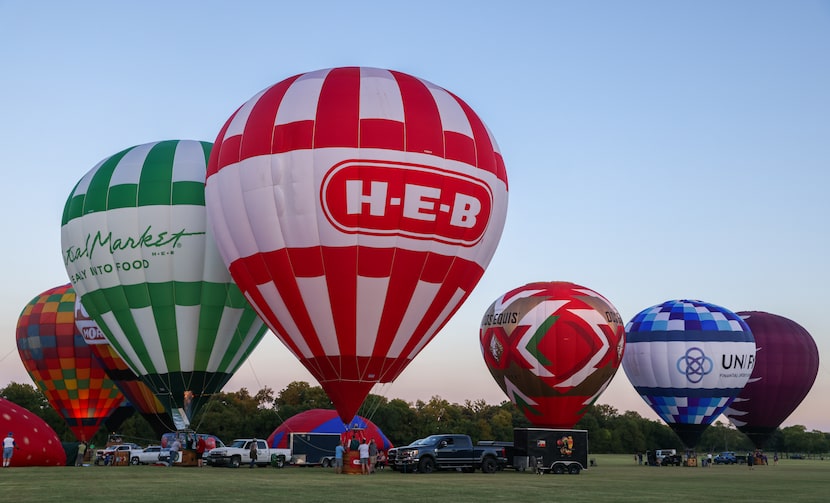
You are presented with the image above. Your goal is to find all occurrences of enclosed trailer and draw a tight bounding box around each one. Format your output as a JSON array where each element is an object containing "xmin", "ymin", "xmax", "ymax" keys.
[{"xmin": 513, "ymin": 428, "xmax": 589, "ymax": 474}]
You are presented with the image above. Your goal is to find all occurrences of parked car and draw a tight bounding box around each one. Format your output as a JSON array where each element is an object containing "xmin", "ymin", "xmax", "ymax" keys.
[
  {"xmin": 132, "ymin": 445, "xmax": 164, "ymax": 465},
  {"xmin": 713, "ymin": 451, "xmax": 737, "ymax": 464},
  {"xmin": 98, "ymin": 443, "xmax": 142, "ymax": 465}
]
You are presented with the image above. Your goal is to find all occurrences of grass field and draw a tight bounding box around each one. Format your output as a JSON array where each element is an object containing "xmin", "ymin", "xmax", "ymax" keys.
[{"xmin": 1, "ymin": 455, "xmax": 828, "ymax": 503}]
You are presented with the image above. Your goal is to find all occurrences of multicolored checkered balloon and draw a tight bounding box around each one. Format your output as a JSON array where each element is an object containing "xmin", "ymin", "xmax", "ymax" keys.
[
  {"xmin": 16, "ymin": 283, "xmax": 124, "ymax": 442},
  {"xmin": 622, "ymin": 299, "xmax": 756, "ymax": 447}
]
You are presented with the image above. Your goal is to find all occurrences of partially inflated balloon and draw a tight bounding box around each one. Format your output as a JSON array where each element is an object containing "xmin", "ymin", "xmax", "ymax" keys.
[
  {"xmin": 61, "ymin": 140, "xmax": 269, "ymax": 424},
  {"xmin": 480, "ymin": 282, "xmax": 625, "ymax": 428},
  {"xmin": 724, "ymin": 311, "xmax": 819, "ymax": 447},
  {"xmin": 622, "ymin": 299, "xmax": 756, "ymax": 447},
  {"xmin": 16, "ymin": 284, "xmax": 124, "ymax": 441},
  {"xmin": 205, "ymin": 67, "xmax": 508, "ymax": 422},
  {"xmin": 74, "ymin": 297, "xmax": 172, "ymax": 436},
  {"xmin": 0, "ymin": 398, "xmax": 66, "ymax": 466}
]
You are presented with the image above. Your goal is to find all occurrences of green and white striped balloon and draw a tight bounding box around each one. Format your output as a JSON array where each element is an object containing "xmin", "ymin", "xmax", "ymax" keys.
[{"xmin": 61, "ymin": 140, "xmax": 268, "ymax": 423}]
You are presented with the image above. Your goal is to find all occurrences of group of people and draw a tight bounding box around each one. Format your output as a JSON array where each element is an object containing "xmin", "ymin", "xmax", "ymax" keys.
[{"xmin": 334, "ymin": 434, "xmax": 381, "ymax": 475}]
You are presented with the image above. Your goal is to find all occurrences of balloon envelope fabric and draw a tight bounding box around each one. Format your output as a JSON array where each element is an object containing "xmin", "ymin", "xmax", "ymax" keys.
[
  {"xmin": 622, "ymin": 299, "xmax": 756, "ymax": 447},
  {"xmin": 267, "ymin": 408, "xmax": 393, "ymax": 451},
  {"xmin": 724, "ymin": 311, "xmax": 819, "ymax": 448},
  {"xmin": 60, "ymin": 140, "xmax": 269, "ymax": 423},
  {"xmin": 0, "ymin": 397, "xmax": 67, "ymax": 466},
  {"xmin": 15, "ymin": 283, "xmax": 124, "ymax": 442}
]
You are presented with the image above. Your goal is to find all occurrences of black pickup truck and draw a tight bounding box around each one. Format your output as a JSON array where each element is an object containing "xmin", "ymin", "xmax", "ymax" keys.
[{"xmin": 389, "ymin": 434, "xmax": 507, "ymax": 473}]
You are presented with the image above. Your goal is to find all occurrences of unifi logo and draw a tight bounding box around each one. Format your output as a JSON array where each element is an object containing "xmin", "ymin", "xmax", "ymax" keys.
[{"xmin": 321, "ymin": 160, "xmax": 493, "ymax": 246}]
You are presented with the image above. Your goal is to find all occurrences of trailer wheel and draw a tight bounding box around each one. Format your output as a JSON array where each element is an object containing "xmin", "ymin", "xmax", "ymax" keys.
[
  {"xmin": 321, "ymin": 458, "xmax": 331, "ymax": 468},
  {"xmin": 568, "ymin": 464, "xmax": 581, "ymax": 475},
  {"xmin": 552, "ymin": 464, "xmax": 565, "ymax": 475}
]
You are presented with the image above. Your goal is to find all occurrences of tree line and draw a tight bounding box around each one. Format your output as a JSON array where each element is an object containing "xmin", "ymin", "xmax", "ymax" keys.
[{"xmin": 2, "ymin": 380, "xmax": 827, "ymax": 457}]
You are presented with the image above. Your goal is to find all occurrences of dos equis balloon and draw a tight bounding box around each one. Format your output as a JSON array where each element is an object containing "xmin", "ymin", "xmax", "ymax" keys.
[{"xmin": 205, "ymin": 67, "xmax": 509, "ymax": 422}]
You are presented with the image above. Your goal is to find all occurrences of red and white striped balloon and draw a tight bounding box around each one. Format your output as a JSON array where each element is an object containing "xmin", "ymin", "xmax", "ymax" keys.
[{"xmin": 205, "ymin": 67, "xmax": 508, "ymax": 421}]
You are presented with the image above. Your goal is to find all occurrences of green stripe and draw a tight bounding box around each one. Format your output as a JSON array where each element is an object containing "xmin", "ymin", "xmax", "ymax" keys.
[
  {"xmin": 138, "ymin": 141, "xmax": 177, "ymax": 206},
  {"xmin": 62, "ymin": 179, "xmax": 83, "ymax": 225},
  {"xmin": 83, "ymin": 281, "xmax": 261, "ymax": 377},
  {"xmin": 217, "ymin": 310, "xmax": 268, "ymax": 372},
  {"xmin": 85, "ymin": 149, "xmax": 130, "ymax": 215},
  {"xmin": 173, "ymin": 181, "xmax": 206, "ymax": 206}
]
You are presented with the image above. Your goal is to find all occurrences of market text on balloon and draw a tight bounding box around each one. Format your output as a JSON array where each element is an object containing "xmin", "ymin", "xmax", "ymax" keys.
[{"xmin": 63, "ymin": 225, "xmax": 204, "ymax": 265}]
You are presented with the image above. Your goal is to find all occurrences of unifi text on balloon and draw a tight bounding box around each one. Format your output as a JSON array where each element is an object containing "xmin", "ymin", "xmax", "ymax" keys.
[{"xmin": 321, "ymin": 160, "xmax": 493, "ymax": 246}]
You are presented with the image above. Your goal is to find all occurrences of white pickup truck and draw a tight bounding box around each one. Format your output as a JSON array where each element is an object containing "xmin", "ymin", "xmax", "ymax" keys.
[{"xmin": 206, "ymin": 438, "xmax": 289, "ymax": 468}]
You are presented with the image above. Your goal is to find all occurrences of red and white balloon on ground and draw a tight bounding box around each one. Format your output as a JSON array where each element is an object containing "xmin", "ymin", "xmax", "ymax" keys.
[
  {"xmin": 480, "ymin": 281, "xmax": 626, "ymax": 428},
  {"xmin": 205, "ymin": 67, "xmax": 508, "ymax": 422}
]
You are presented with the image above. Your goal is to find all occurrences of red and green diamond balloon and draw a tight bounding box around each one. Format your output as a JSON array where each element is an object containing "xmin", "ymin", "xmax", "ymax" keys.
[{"xmin": 480, "ymin": 281, "xmax": 626, "ymax": 428}]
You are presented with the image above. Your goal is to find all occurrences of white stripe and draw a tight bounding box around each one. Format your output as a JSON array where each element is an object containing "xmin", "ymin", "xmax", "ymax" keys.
[
  {"xmin": 356, "ymin": 276, "xmax": 388, "ymax": 356},
  {"xmin": 110, "ymin": 142, "xmax": 156, "ymax": 186},
  {"xmin": 275, "ymin": 68, "xmax": 331, "ymax": 125},
  {"xmin": 256, "ymin": 282, "xmax": 313, "ymax": 358},
  {"xmin": 427, "ymin": 84, "xmax": 474, "ymax": 138},
  {"xmin": 98, "ymin": 311, "xmax": 147, "ymax": 375},
  {"xmin": 71, "ymin": 158, "xmax": 107, "ymax": 198},
  {"xmin": 406, "ymin": 286, "xmax": 467, "ymax": 359},
  {"xmin": 171, "ymin": 140, "xmax": 208, "ymax": 183},
  {"xmin": 359, "ymin": 67, "xmax": 404, "ymax": 121},
  {"xmin": 387, "ymin": 280, "xmax": 442, "ymax": 358},
  {"xmin": 206, "ymin": 306, "xmax": 239, "ymax": 372},
  {"xmin": 225, "ymin": 87, "xmax": 269, "ymax": 139},
  {"xmin": 295, "ymin": 276, "xmax": 339, "ymax": 355},
  {"xmin": 175, "ymin": 305, "xmax": 198, "ymax": 372},
  {"xmin": 133, "ymin": 306, "xmax": 166, "ymax": 374}
]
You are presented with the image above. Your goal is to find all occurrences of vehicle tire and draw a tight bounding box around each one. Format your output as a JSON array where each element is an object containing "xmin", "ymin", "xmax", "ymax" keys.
[
  {"xmin": 553, "ymin": 464, "xmax": 565, "ymax": 475},
  {"xmin": 481, "ymin": 457, "xmax": 497, "ymax": 474},
  {"xmin": 321, "ymin": 458, "xmax": 331, "ymax": 468},
  {"xmin": 130, "ymin": 456, "xmax": 140, "ymax": 466},
  {"xmin": 418, "ymin": 457, "xmax": 436, "ymax": 474},
  {"xmin": 568, "ymin": 464, "xmax": 581, "ymax": 475},
  {"xmin": 230, "ymin": 456, "xmax": 241, "ymax": 468}
]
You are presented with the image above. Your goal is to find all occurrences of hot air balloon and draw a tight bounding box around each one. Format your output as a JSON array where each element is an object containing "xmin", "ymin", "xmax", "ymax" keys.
[
  {"xmin": 61, "ymin": 140, "xmax": 269, "ymax": 426},
  {"xmin": 204, "ymin": 67, "xmax": 508, "ymax": 423},
  {"xmin": 267, "ymin": 409, "xmax": 394, "ymax": 453},
  {"xmin": 0, "ymin": 397, "xmax": 66, "ymax": 467},
  {"xmin": 16, "ymin": 284, "xmax": 125, "ymax": 442},
  {"xmin": 479, "ymin": 282, "xmax": 625, "ymax": 428},
  {"xmin": 622, "ymin": 299, "xmax": 756, "ymax": 447},
  {"xmin": 74, "ymin": 297, "xmax": 172, "ymax": 436},
  {"xmin": 724, "ymin": 311, "xmax": 819, "ymax": 448}
]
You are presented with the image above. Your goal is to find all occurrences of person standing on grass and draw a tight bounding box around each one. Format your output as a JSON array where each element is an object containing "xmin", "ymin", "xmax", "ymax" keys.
[
  {"xmin": 334, "ymin": 441, "xmax": 346, "ymax": 474},
  {"xmin": 169, "ymin": 437, "xmax": 181, "ymax": 466},
  {"xmin": 75, "ymin": 442, "xmax": 87, "ymax": 466},
  {"xmin": 358, "ymin": 439, "xmax": 370, "ymax": 475},
  {"xmin": 249, "ymin": 439, "xmax": 258, "ymax": 468},
  {"xmin": 368, "ymin": 439, "xmax": 378, "ymax": 474},
  {"xmin": 3, "ymin": 432, "xmax": 19, "ymax": 467},
  {"xmin": 196, "ymin": 436, "xmax": 207, "ymax": 467}
]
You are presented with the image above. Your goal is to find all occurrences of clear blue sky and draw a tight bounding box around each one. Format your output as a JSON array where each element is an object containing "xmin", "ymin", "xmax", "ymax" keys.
[{"xmin": 1, "ymin": 1, "xmax": 828, "ymax": 431}]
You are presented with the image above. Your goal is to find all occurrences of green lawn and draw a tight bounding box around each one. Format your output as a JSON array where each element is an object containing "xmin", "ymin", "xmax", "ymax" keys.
[{"xmin": 1, "ymin": 455, "xmax": 827, "ymax": 503}]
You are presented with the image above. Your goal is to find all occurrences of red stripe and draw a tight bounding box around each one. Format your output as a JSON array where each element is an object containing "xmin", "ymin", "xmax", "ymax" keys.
[
  {"xmin": 359, "ymin": 118, "xmax": 405, "ymax": 150},
  {"xmin": 391, "ymin": 71, "xmax": 445, "ymax": 157},
  {"xmin": 207, "ymin": 109, "xmax": 236, "ymax": 177},
  {"xmin": 240, "ymin": 76, "xmax": 298, "ymax": 159},
  {"xmin": 454, "ymin": 92, "xmax": 498, "ymax": 175},
  {"xmin": 314, "ymin": 67, "xmax": 360, "ymax": 148},
  {"xmin": 273, "ymin": 121, "xmax": 314, "ymax": 153},
  {"xmin": 372, "ymin": 249, "xmax": 425, "ymax": 361},
  {"xmin": 444, "ymin": 131, "xmax": 476, "ymax": 167},
  {"xmin": 321, "ymin": 247, "xmax": 357, "ymax": 358}
]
